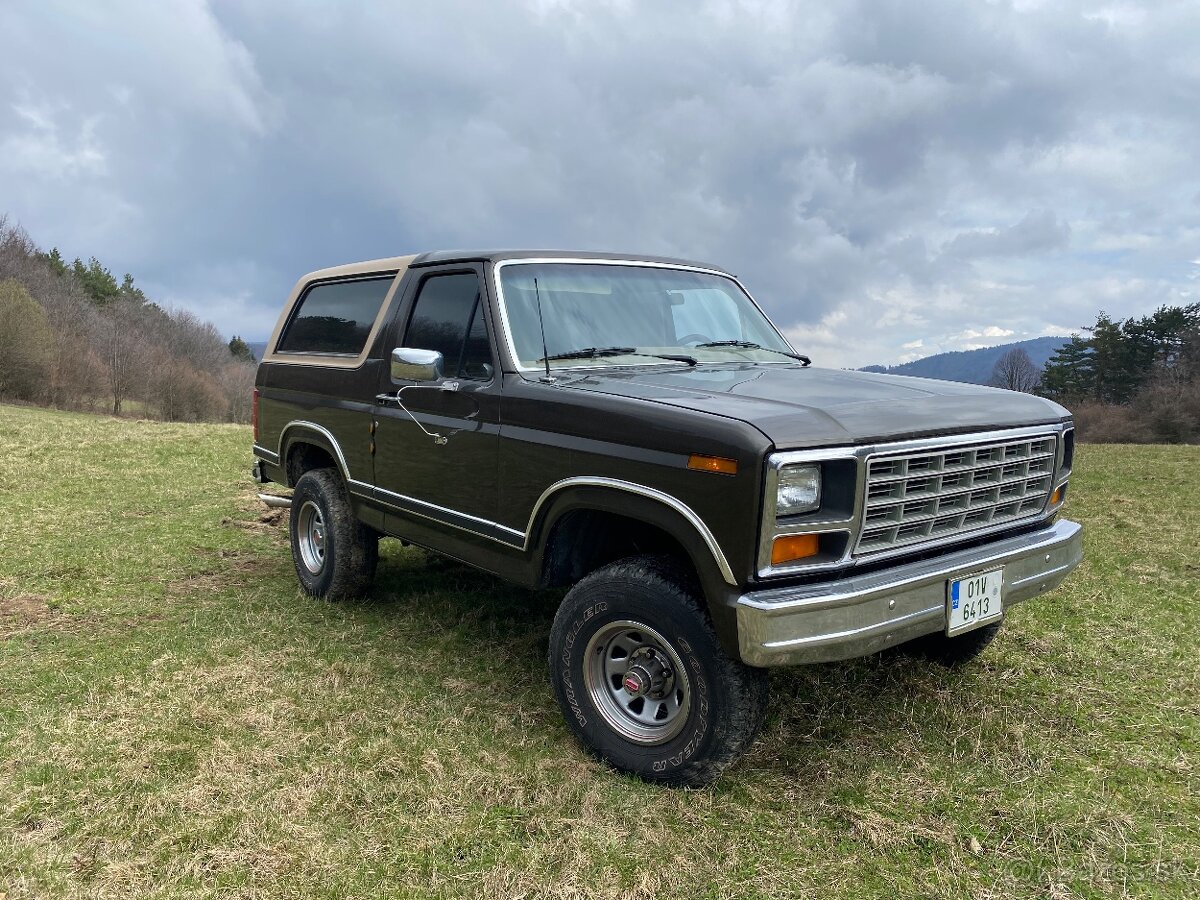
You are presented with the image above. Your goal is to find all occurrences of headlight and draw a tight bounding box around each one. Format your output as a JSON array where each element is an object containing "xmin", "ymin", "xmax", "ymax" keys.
[{"xmin": 776, "ymin": 464, "xmax": 821, "ymax": 516}]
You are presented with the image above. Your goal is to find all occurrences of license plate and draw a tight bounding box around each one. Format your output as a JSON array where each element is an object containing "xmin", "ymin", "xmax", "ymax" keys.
[{"xmin": 946, "ymin": 568, "xmax": 1004, "ymax": 635}]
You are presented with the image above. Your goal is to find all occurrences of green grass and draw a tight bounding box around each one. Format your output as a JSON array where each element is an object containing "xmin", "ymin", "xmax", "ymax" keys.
[{"xmin": 1, "ymin": 402, "xmax": 1197, "ymax": 899}]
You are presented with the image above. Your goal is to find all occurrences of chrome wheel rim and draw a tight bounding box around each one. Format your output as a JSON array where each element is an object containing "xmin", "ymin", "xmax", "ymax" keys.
[
  {"xmin": 296, "ymin": 500, "xmax": 327, "ymax": 575},
  {"xmin": 583, "ymin": 620, "xmax": 691, "ymax": 745}
]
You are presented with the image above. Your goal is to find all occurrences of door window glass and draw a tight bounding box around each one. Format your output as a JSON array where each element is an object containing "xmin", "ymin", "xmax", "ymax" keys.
[{"xmin": 405, "ymin": 273, "xmax": 493, "ymax": 379}]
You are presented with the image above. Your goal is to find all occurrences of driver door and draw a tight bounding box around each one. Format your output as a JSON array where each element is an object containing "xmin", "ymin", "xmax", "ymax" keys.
[{"xmin": 372, "ymin": 267, "xmax": 501, "ymax": 535}]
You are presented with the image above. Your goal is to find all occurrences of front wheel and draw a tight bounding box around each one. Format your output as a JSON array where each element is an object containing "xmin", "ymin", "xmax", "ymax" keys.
[
  {"xmin": 548, "ymin": 556, "xmax": 769, "ymax": 787},
  {"xmin": 289, "ymin": 468, "xmax": 378, "ymax": 600}
]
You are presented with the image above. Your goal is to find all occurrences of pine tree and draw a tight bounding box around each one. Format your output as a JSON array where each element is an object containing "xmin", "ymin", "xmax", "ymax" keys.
[
  {"xmin": 1040, "ymin": 334, "xmax": 1095, "ymax": 402},
  {"xmin": 72, "ymin": 256, "xmax": 120, "ymax": 305},
  {"xmin": 120, "ymin": 272, "xmax": 147, "ymax": 304},
  {"xmin": 41, "ymin": 247, "xmax": 67, "ymax": 276},
  {"xmin": 1039, "ymin": 304, "xmax": 1200, "ymax": 406},
  {"xmin": 228, "ymin": 335, "xmax": 255, "ymax": 362},
  {"xmin": 1090, "ymin": 312, "xmax": 1137, "ymax": 402}
]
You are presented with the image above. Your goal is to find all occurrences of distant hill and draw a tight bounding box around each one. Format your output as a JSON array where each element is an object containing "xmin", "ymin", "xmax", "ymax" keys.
[
  {"xmin": 861, "ymin": 336, "xmax": 1068, "ymax": 385},
  {"xmin": 247, "ymin": 341, "xmax": 268, "ymax": 362}
]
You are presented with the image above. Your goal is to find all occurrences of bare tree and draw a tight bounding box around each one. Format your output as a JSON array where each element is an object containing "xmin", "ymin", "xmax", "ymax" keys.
[
  {"xmin": 142, "ymin": 306, "xmax": 242, "ymax": 420},
  {"xmin": 989, "ymin": 348, "xmax": 1041, "ymax": 393},
  {"xmin": 217, "ymin": 360, "xmax": 257, "ymax": 423},
  {"xmin": 99, "ymin": 297, "xmax": 147, "ymax": 415}
]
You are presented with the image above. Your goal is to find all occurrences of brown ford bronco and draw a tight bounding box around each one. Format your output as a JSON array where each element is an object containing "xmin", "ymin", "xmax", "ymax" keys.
[{"xmin": 251, "ymin": 250, "xmax": 1082, "ymax": 786}]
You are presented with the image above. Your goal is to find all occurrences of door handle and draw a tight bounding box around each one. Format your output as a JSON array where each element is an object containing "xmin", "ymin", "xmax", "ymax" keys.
[{"xmin": 374, "ymin": 388, "xmax": 450, "ymax": 445}]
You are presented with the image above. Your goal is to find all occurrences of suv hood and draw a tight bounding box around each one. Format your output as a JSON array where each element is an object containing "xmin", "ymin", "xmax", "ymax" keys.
[{"xmin": 557, "ymin": 364, "xmax": 1069, "ymax": 449}]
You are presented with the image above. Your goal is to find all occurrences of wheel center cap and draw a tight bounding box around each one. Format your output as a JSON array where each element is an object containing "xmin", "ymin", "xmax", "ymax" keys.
[{"xmin": 621, "ymin": 648, "xmax": 677, "ymax": 700}]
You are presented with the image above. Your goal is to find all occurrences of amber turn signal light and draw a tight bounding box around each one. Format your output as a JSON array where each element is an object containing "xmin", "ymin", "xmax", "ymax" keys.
[
  {"xmin": 688, "ymin": 454, "xmax": 738, "ymax": 475},
  {"xmin": 1051, "ymin": 485, "xmax": 1063, "ymax": 505},
  {"xmin": 771, "ymin": 533, "xmax": 819, "ymax": 566}
]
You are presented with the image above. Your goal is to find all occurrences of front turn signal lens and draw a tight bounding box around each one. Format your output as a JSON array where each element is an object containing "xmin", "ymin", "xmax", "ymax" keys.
[
  {"xmin": 688, "ymin": 454, "xmax": 738, "ymax": 475},
  {"xmin": 772, "ymin": 533, "xmax": 820, "ymax": 566},
  {"xmin": 1051, "ymin": 484, "xmax": 1065, "ymax": 505}
]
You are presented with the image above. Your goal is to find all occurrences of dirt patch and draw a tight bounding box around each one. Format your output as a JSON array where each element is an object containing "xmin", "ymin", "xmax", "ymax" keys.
[
  {"xmin": 223, "ymin": 506, "xmax": 287, "ymax": 533},
  {"xmin": 0, "ymin": 593, "xmax": 56, "ymax": 638},
  {"xmin": 166, "ymin": 549, "xmax": 278, "ymax": 599},
  {"xmin": 229, "ymin": 479, "xmax": 289, "ymax": 527}
]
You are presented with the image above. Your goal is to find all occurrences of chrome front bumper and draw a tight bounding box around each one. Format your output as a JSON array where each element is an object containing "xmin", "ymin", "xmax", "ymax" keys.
[{"xmin": 736, "ymin": 519, "xmax": 1083, "ymax": 667}]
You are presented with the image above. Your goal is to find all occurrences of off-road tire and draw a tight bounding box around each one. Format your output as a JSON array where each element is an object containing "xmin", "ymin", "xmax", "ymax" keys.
[
  {"xmin": 548, "ymin": 555, "xmax": 769, "ymax": 787},
  {"xmin": 901, "ymin": 620, "xmax": 1002, "ymax": 666},
  {"xmin": 289, "ymin": 468, "xmax": 378, "ymax": 600}
]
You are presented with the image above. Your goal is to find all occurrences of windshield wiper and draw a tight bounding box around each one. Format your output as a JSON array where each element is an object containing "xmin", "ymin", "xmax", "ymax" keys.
[
  {"xmin": 540, "ymin": 346, "xmax": 697, "ymax": 366},
  {"xmin": 695, "ymin": 340, "xmax": 811, "ymax": 367}
]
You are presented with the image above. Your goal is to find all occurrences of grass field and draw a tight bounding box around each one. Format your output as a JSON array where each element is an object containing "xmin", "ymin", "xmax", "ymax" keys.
[{"xmin": 1, "ymin": 403, "xmax": 1197, "ymax": 899}]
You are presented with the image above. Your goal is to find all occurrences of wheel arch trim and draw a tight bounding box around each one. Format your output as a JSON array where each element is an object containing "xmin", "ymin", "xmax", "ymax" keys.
[
  {"xmin": 278, "ymin": 420, "xmax": 353, "ymax": 481},
  {"xmin": 272, "ymin": 423, "xmax": 736, "ymax": 586},
  {"xmin": 526, "ymin": 477, "xmax": 736, "ymax": 586}
]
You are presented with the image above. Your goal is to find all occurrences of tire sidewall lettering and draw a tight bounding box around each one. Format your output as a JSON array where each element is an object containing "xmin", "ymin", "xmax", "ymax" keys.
[
  {"xmin": 645, "ymin": 639, "xmax": 711, "ymax": 773},
  {"xmin": 560, "ymin": 601, "xmax": 609, "ymax": 728}
]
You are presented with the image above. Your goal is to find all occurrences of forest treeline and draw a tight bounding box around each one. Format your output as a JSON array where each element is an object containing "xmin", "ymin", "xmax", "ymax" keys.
[
  {"xmin": 1039, "ymin": 304, "xmax": 1200, "ymax": 443},
  {"xmin": 0, "ymin": 217, "xmax": 256, "ymax": 423},
  {"xmin": 988, "ymin": 304, "xmax": 1200, "ymax": 443},
  {"xmin": 2, "ymin": 212, "xmax": 1196, "ymax": 441}
]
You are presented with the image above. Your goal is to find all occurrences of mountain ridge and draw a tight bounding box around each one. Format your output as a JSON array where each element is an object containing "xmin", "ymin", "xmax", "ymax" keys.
[{"xmin": 860, "ymin": 336, "xmax": 1068, "ymax": 385}]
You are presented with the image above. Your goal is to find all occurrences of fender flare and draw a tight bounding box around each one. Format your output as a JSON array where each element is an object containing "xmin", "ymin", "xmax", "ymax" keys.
[
  {"xmin": 526, "ymin": 477, "xmax": 736, "ymax": 588},
  {"xmin": 278, "ymin": 420, "xmax": 353, "ymax": 483}
]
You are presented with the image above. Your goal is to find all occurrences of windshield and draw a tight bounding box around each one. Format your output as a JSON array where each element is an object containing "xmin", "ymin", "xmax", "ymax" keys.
[{"xmin": 496, "ymin": 262, "xmax": 797, "ymax": 369}]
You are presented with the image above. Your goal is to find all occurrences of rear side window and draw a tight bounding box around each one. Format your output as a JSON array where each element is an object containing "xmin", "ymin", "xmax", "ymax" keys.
[
  {"xmin": 405, "ymin": 273, "xmax": 493, "ymax": 379},
  {"xmin": 277, "ymin": 276, "xmax": 394, "ymax": 355}
]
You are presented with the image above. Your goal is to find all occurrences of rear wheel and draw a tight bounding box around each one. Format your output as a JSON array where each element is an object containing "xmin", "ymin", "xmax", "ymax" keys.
[
  {"xmin": 548, "ymin": 556, "xmax": 769, "ymax": 787},
  {"xmin": 289, "ymin": 468, "xmax": 378, "ymax": 600}
]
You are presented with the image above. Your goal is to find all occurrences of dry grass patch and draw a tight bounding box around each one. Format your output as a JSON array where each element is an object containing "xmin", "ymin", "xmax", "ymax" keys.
[
  {"xmin": 0, "ymin": 592, "xmax": 56, "ymax": 638},
  {"xmin": 164, "ymin": 549, "xmax": 279, "ymax": 600}
]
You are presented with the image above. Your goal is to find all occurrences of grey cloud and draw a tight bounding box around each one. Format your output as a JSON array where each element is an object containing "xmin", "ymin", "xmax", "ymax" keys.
[
  {"xmin": 943, "ymin": 209, "xmax": 1071, "ymax": 260},
  {"xmin": 0, "ymin": 0, "xmax": 1197, "ymax": 366}
]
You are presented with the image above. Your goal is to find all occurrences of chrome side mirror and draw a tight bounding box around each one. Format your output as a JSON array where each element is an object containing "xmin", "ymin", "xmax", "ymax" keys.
[{"xmin": 391, "ymin": 347, "xmax": 445, "ymax": 383}]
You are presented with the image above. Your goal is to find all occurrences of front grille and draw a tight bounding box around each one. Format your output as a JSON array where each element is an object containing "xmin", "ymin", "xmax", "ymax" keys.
[{"xmin": 856, "ymin": 433, "xmax": 1057, "ymax": 557}]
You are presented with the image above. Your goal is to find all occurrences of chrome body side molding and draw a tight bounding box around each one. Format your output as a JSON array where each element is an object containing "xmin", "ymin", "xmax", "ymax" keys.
[
  {"xmin": 275, "ymin": 421, "xmax": 736, "ymax": 585},
  {"xmin": 350, "ymin": 480, "xmax": 526, "ymax": 546}
]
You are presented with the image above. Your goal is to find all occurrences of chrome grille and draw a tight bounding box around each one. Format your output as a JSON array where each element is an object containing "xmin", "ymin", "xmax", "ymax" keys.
[{"xmin": 856, "ymin": 434, "xmax": 1057, "ymax": 557}]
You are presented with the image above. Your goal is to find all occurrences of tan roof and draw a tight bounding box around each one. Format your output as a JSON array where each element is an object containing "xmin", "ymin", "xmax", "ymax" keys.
[
  {"xmin": 260, "ymin": 254, "xmax": 417, "ymax": 369},
  {"xmin": 299, "ymin": 254, "xmax": 418, "ymax": 283}
]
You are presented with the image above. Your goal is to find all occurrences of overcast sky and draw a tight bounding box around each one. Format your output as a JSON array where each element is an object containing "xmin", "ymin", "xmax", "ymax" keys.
[{"xmin": 2, "ymin": 0, "xmax": 1197, "ymax": 368}]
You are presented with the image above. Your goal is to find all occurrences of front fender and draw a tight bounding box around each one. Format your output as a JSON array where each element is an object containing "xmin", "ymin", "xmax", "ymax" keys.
[{"xmin": 528, "ymin": 478, "xmax": 743, "ymax": 657}]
